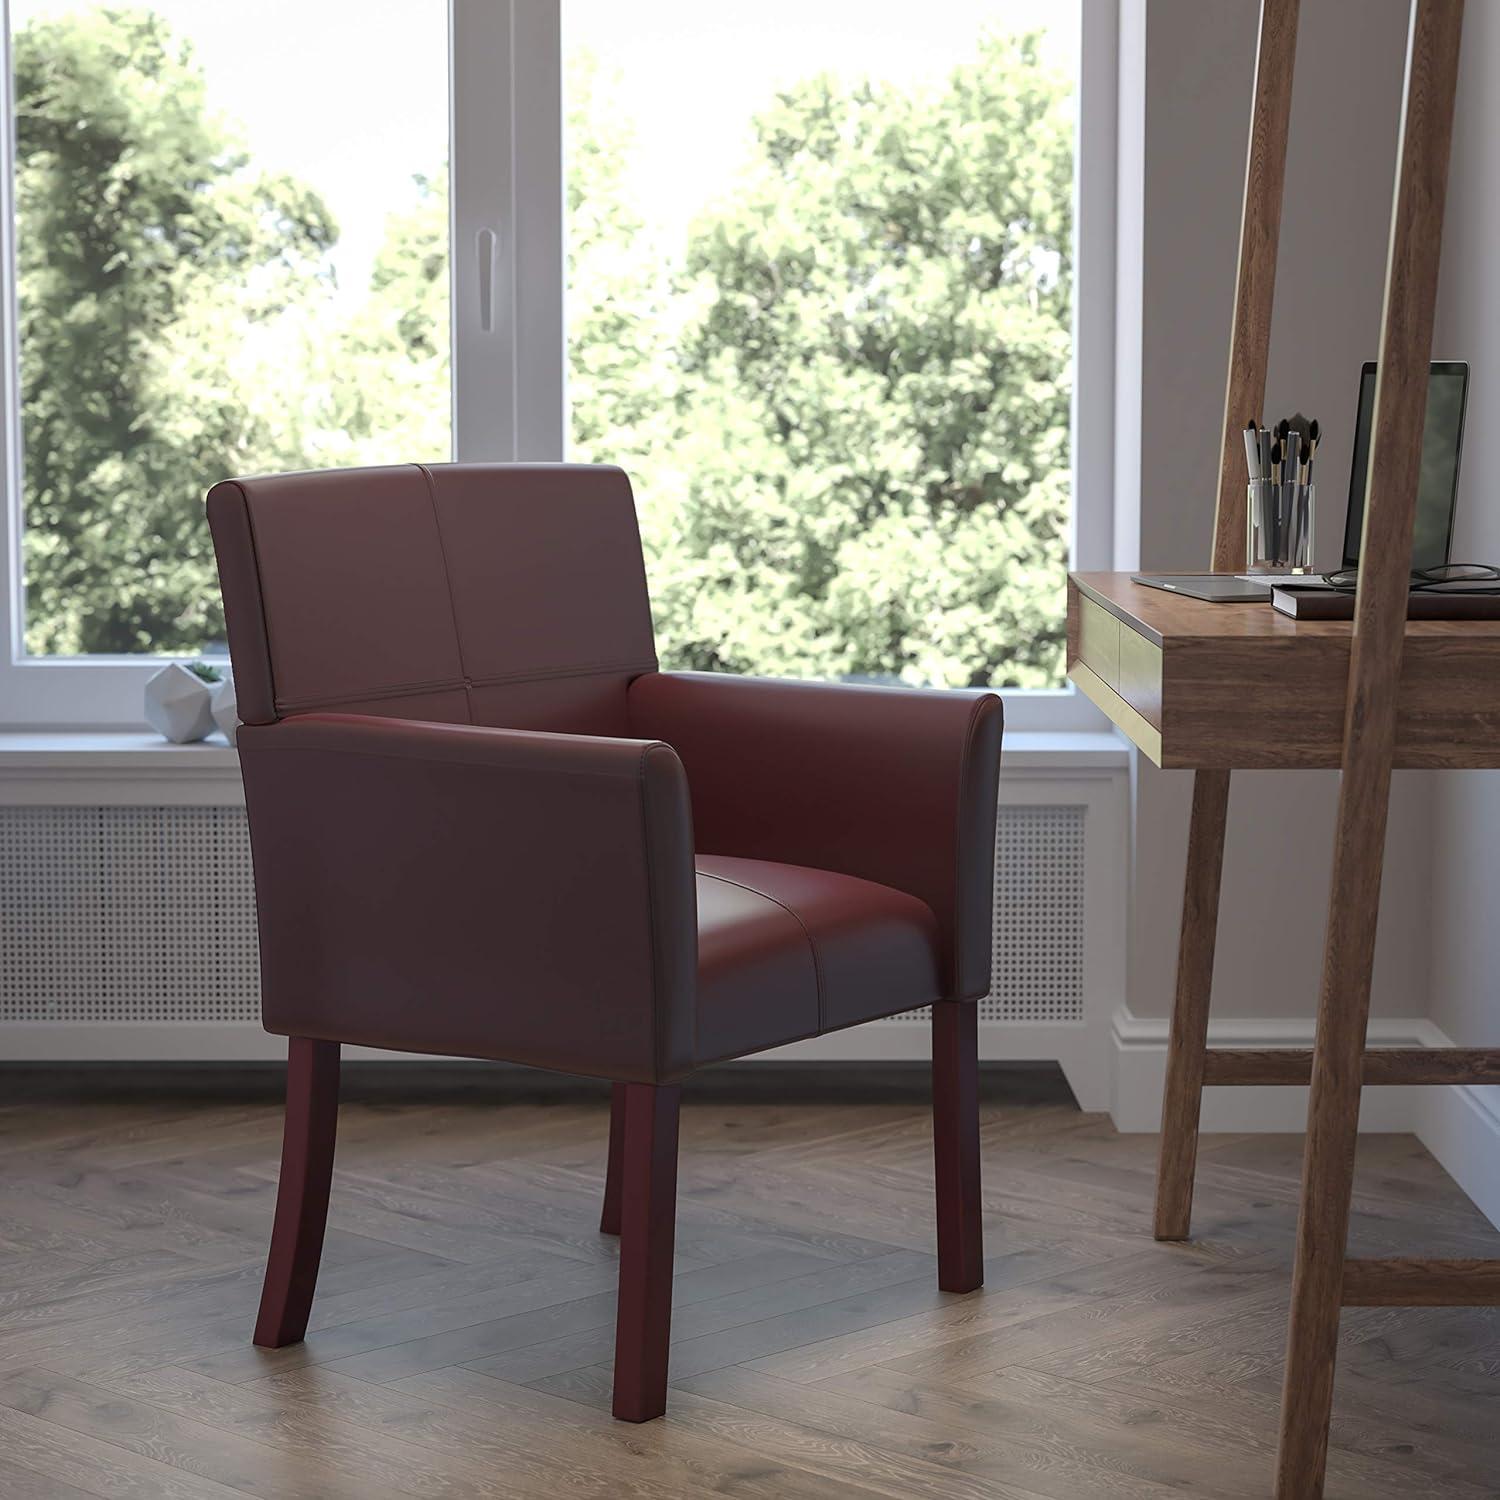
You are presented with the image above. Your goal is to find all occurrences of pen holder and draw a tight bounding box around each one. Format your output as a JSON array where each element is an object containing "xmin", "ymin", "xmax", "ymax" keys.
[{"xmin": 1247, "ymin": 480, "xmax": 1315, "ymax": 571}]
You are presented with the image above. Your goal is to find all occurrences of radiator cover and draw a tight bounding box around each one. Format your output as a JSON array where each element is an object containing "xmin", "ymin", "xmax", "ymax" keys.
[
  {"xmin": 3, "ymin": 806, "xmax": 260, "ymax": 1023},
  {"xmin": 1, "ymin": 803, "xmax": 1084, "ymax": 1029}
]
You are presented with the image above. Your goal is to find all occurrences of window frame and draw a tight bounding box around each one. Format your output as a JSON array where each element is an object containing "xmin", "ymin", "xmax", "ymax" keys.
[{"xmin": 0, "ymin": 0, "xmax": 1113, "ymax": 731}]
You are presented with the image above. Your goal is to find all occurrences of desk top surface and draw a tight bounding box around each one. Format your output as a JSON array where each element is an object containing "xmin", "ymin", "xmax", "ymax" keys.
[
  {"xmin": 1067, "ymin": 573, "xmax": 1500, "ymax": 769},
  {"xmin": 1073, "ymin": 571, "xmax": 1500, "ymax": 648}
]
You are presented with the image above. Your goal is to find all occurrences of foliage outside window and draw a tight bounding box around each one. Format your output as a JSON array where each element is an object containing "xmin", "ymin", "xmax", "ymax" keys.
[{"xmin": 11, "ymin": 9, "xmax": 1072, "ymax": 690}]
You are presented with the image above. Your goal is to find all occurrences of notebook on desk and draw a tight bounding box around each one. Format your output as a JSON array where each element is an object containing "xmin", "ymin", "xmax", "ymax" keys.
[{"xmin": 1271, "ymin": 583, "xmax": 1500, "ymax": 619}]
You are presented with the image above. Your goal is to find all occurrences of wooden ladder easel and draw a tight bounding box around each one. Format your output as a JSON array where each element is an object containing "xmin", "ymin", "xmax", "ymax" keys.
[{"xmin": 1147, "ymin": 2, "xmax": 1498, "ymax": 1494}]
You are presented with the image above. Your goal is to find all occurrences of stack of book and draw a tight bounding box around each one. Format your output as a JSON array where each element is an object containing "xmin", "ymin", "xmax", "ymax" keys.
[{"xmin": 1269, "ymin": 579, "xmax": 1500, "ymax": 619}]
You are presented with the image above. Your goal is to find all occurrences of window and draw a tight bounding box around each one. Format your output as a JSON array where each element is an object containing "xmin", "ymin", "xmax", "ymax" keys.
[
  {"xmin": 0, "ymin": 0, "xmax": 1112, "ymax": 728},
  {"xmin": 566, "ymin": 1, "xmax": 1078, "ymax": 692},
  {"xmin": 10, "ymin": 0, "xmax": 450, "ymax": 659}
]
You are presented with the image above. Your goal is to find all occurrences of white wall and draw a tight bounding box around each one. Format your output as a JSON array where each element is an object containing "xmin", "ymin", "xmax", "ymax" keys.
[
  {"xmin": 1121, "ymin": 0, "xmax": 1432, "ymax": 1026},
  {"xmin": 1429, "ymin": 0, "xmax": 1500, "ymax": 1060}
]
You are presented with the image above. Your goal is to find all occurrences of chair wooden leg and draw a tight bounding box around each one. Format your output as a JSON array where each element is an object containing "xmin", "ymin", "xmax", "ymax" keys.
[
  {"xmin": 1154, "ymin": 768, "xmax": 1231, "ymax": 1241},
  {"xmin": 254, "ymin": 1037, "xmax": 340, "ymax": 1349},
  {"xmin": 933, "ymin": 1001, "xmax": 983, "ymax": 1293},
  {"xmin": 600, "ymin": 1082, "xmax": 626, "ymax": 1235},
  {"xmin": 612, "ymin": 1082, "xmax": 681, "ymax": 1422}
]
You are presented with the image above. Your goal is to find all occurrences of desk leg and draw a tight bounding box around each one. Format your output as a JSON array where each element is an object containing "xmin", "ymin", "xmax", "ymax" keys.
[
  {"xmin": 1275, "ymin": 760, "xmax": 1393, "ymax": 1495},
  {"xmin": 1153, "ymin": 768, "xmax": 1231, "ymax": 1242}
]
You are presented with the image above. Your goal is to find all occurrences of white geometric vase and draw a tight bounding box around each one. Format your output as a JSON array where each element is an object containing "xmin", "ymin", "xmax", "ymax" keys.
[
  {"xmin": 212, "ymin": 676, "xmax": 240, "ymax": 746},
  {"xmin": 143, "ymin": 663, "xmax": 217, "ymax": 744}
]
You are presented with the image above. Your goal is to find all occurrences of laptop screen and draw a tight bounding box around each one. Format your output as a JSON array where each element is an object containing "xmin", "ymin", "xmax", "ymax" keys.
[{"xmin": 1342, "ymin": 361, "xmax": 1469, "ymax": 569}]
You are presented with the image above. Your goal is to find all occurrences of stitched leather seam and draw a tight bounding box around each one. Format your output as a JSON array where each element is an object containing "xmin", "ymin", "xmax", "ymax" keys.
[
  {"xmin": 273, "ymin": 660, "xmax": 659, "ymax": 713},
  {"xmin": 415, "ymin": 463, "xmax": 474, "ymax": 725},
  {"xmin": 275, "ymin": 677, "xmax": 470, "ymax": 711},
  {"xmin": 697, "ymin": 868, "xmax": 826, "ymax": 1029},
  {"xmin": 467, "ymin": 659, "xmax": 660, "ymax": 689},
  {"xmin": 251, "ymin": 742, "xmax": 658, "ymax": 779}
]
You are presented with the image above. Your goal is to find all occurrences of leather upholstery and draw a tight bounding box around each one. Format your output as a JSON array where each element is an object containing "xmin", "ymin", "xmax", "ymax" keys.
[
  {"xmin": 208, "ymin": 463, "xmax": 1005, "ymax": 1083},
  {"xmin": 696, "ymin": 856, "xmax": 942, "ymax": 1062},
  {"xmin": 206, "ymin": 464, "xmax": 655, "ymax": 732},
  {"xmin": 236, "ymin": 713, "xmax": 697, "ymax": 1083},
  {"xmin": 629, "ymin": 672, "xmax": 1004, "ymax": 999}
]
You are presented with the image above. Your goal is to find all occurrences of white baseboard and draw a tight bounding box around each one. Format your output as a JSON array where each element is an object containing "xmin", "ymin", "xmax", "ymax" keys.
[
  {"xmin": 1109, "ymin": 1009, "xmax": 1441, "ymax": 1133},
  {"xmin": 1110, "ymin": 1007, "xmax": 1500, "ymax": 1230},
  {"xmin": 1414, "ymin": 1078, "xmax": 1500, "ymax": 1232}
]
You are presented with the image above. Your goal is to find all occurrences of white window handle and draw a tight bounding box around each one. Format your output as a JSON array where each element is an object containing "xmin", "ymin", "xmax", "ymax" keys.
[{"xmin": 477, "ymin": 227, "xmax": 499, "ymax": 332}]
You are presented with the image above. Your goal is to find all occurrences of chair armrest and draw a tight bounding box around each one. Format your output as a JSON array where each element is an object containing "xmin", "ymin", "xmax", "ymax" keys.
[
  {"xmin": 237, "ymin": 714, "xmax": 697, "ymax": 1082},
  {"xmin": 628, "ymin": 672, "xmax": 1004, "ymax": 999}
]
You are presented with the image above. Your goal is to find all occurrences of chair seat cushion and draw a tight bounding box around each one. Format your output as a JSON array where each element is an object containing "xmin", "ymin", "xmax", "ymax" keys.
[{"xmin": 694, "ymin": 854, "xmax": 942, "ymax": 1065}]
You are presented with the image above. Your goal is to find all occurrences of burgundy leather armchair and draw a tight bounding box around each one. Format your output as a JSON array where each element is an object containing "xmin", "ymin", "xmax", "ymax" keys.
[{"xmin": 208, "ymin": 462, "xmax": 1004, "ymax": 1421}]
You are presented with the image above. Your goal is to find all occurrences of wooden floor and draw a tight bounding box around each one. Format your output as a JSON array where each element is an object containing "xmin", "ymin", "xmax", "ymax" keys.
[{"xmin": 1, "ymin": 1063, "xmax": 1497, "ymax": 1500}]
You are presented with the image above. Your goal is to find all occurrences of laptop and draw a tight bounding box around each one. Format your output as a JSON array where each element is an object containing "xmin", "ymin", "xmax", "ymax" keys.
[
  {"xmin": 1132, "ymin": 360, "xmax": 1469, "ymax": 603},
  {"xmin": 1342, "ymin": 359, "xmax": 1468, "ymax": 569}
]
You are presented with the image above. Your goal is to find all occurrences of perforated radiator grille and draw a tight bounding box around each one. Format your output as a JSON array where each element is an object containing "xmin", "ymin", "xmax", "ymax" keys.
[
  {"xmin": 896, "ymin": 803, "xmax": 1086, "ymax": 1026},
  {"xmin": 1, "ymin": 807, "xmax": 260, "ymax": 1023},
  {"xmin": 0, "ymin": 802, "xmax": 1085, "ymax": 1028}
]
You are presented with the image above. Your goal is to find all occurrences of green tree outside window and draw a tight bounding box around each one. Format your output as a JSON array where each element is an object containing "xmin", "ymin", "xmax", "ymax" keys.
[{"xmin": 13, "ymin": 10, "xmax": 1071, "ymax": 689}]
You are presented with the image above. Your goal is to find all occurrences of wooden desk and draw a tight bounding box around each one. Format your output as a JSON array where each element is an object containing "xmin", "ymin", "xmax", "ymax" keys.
[
  {"xmin": 1068, "ymin": 572, "xmax": 1500, "ymax": 770},
  {"xmin": 1095, "ymin": 7, "xmax": 1482, "ymax": 1493}
]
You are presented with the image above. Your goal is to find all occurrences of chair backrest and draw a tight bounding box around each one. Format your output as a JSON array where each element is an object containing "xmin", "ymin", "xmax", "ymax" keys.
[{"xmin": 207, "ymin": 463, "xmax": 658, "ymax": 735}]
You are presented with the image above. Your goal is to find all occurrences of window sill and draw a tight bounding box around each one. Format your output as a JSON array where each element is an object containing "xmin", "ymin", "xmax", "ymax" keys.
[
  {"xmin": 0, "ymin": 727, "xmax": 1130, "ymax": 806},
  {"xmin": 1000, "ymin": 731, "xmax": 1130, "ymax": 770},
  {"xmin": 0, "ymin": 732, "xmax": 242, "ymax": 805}
]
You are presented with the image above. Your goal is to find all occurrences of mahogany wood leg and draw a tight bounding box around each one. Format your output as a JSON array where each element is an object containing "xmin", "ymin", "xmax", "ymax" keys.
[
  {"xmin": 253, "ymin": 1037, "xmax": 340, "ymax": 1348},
  {"xmin": 1154, "ymin": 768, "xmax": 1231, "ymax": 1241},
  {"xmin": 600, "ymin": 1082, "xmax": 626, "ymax": 1235},
  {"xmin": 612, "ymin": 1082, "xmax": 681, "ymax": 1422},
  {"xmin": 933, "ymin": 1001, "xmax": 983, "ymax": 1293}
]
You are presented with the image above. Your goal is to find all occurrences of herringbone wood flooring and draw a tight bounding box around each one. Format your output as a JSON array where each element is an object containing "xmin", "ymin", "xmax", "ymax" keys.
[{"xmin": 1, "ymin": 1063, "xmax": 1497, "ymax": 1499}]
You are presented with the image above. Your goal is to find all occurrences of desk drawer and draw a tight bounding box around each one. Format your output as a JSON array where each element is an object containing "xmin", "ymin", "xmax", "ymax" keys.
[
  {"xmin": 1070, "ymin": 591, "xmax": 1163, "ymax": 735},
  {"xmin": 1118, "ymin": 627, "xmax": 1163, "ymax": 726},
  {"xmin": 1076, "ymin": 595, "xmax": 1121, "ymax": 687}
]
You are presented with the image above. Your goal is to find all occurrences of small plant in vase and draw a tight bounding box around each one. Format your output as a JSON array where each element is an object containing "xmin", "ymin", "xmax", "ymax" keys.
[{"xmin": 144, "ymin": 660, "xmax": 229, "ymax": 743}]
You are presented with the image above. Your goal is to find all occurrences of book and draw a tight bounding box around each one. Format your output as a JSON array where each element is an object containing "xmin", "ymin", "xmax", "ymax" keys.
[{"xmin": 1271, "ymin": 585, "xmax": 1500, "ymax": 620}]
